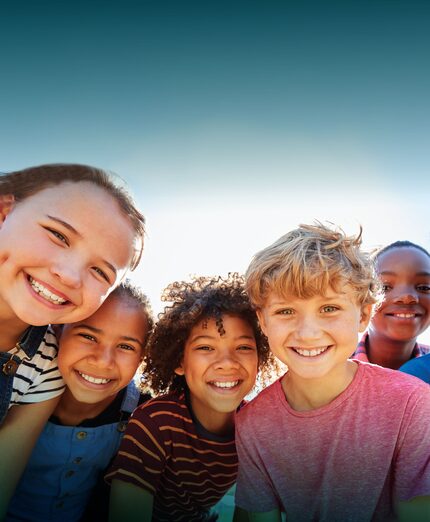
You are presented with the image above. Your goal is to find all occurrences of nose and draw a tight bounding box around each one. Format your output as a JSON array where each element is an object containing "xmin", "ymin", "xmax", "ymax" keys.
[
  {"xmin": 393, "ymin": 286, "xmax": 419, "ymax": 305},
  {"xmin": 90, "ymin": 345, "xmax": 115, "ymax": 369},
  {"xmin": 214, "ymin": 350, "xmax": 241, "ymax": 371},
  {"xmin": 50, "ymin": 257, "xmax": 82, "ymax": 289},
  {"xmin": 295, "ymin": 315, "xmax": 321, "ymax": 342}
]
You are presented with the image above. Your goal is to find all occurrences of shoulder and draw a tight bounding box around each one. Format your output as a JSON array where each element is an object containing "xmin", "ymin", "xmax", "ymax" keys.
[
  {"xmin": 130, "ymin": 392, "xmax": 191, "ymax": 427},
  {"xmin": 236, "ymin": 377, "xmax": 283, "ymax": 426},
  {"xmin": 25, "ymin": 326, "xmax": 59, "ymax": 364},
  {"xmin": 355, "ymin": 361, "xmax": 430, "ymax": 403},
  {"xmin": 417, "ymin": 342, "xmax": 430, "ymax": 355},
  {"xmin": 11, "ymin": 327, "xmax": 64, "ymax": 405},
  {"xmin": 399, "ymin": 354, "xmax": 430, "ymax": 384}
]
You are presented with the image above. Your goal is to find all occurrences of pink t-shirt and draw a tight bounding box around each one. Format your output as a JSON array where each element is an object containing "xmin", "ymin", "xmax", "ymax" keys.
[{"xmin": 235, "ymin": 361, "xmax": 430, "ymax": 521}]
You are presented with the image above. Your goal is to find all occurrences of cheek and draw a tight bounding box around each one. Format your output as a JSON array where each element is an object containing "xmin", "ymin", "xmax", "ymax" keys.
[
  {"xmin": 267, "ymin": 322, "xmax": 290, "ymax": 341},
  {"xmin": 57, "ymin": 348, "xmax": 73, "ymax": 374},
  {"xmin": 250, "ymin": 358, "xmax": 259, "ymax": 380},
  {"xmin": 118, "ymin": 354, "xmax": 143, "ymax": 379}
]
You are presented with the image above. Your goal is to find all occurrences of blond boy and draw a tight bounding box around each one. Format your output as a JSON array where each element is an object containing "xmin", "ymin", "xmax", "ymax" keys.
[{"xmin": 235, "ymin": 223, "xmax": 430, "ymax": 522}]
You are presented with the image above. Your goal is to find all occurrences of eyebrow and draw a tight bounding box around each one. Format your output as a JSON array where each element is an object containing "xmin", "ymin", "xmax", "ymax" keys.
[
  {"xmin": 269, "ymin": 295, "xmax": 344, "ymax": 306},
  {"xmin": 71, "ymin": 324, "xmax": 143, "ymax": 346},
  {"xmin": 188, "ymin": 334, "xmax": 255, "ymax": 344},
  {"xmin": 47, "ymin": 215, "xmax": 81, "ymax": 236},
  {"xmin": 47, "ymin": 214, "xmax": 117, "ymax": 278}
]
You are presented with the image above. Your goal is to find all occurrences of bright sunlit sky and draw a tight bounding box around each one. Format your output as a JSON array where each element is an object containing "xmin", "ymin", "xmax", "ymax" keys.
[{"xmin": 1, "ymin": 1, "xmax": 430, "ymax": 343}]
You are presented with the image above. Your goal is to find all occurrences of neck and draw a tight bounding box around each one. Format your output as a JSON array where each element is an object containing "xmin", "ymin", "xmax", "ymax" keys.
[
  {"xmin": 53, "ymin": 388, "xmax": 116, "ymax": 426},
  {"xmin": 189, "ymin": 396, "xmax": 235, "ymax": 436},
  {"xmin": 367, "ymin": 329, "xmax": 416, "ymax": 369},
  {"xmin": 281, "ymin": 360, "xmax": 358, "ymax": 412}
]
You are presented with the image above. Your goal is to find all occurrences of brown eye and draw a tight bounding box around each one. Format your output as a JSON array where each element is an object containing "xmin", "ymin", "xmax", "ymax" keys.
[
  {"xmin": 118, "ymin": 344, "xmax": 135, "ymax": 352},
  {"xmin": 79, "ymin": 333, "xmax": 96, "ymax": 342}
]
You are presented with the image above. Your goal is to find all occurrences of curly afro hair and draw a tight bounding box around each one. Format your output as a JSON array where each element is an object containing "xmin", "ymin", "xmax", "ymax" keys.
[{"xmin": 143, "ymin": 273, "xmax": 276, "ymax": 394}]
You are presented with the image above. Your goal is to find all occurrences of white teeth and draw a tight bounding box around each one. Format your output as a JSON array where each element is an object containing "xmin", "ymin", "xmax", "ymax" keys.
[
  {"xmin": 294, "ymin": 347, "xmax": 328, "ymax": 357},
  {"xmin": 212, "ymin": 380, "xmax": 239, "ymax": 388},
  {"xmin": 393, "ymin": 313, "xmax": 415, "ymax": 318},
  {"xmin": 79, "ymin": 372, "xmax": 111, "ymax": 385},
  {"xmin": 29, "ymin": 277, "xmax": 66, "ymax": 304}
]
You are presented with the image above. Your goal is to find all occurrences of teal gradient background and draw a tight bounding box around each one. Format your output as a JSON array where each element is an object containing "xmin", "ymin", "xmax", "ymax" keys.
[{"xmin": 1, "ymin": 1, "xmax": 430, "ymax": 340}]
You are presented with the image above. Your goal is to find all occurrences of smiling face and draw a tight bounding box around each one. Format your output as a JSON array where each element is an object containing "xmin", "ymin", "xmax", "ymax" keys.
[
  {"xmin": 257, "ymin": 285, "xmax": 371, "ymax": 383},
  {"xmin": 57, "ymin": 295, "xmax": 147, "ymax": 405},
  {"xmin": 0, "ymin": 181, "xmax": 136, "ymax": 336},
  {"xmin": 370, "ymin": 247, "xmax": 430, "ymax": 343},
  {"xmin": 175, "ymin": 314, "xmax": 259, "ymax": 433}
]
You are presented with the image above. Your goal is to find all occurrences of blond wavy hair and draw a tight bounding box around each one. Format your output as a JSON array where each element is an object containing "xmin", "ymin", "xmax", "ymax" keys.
[{"xmin": 246, "ymin": 222, "xmax": 380, "ymax": 308}]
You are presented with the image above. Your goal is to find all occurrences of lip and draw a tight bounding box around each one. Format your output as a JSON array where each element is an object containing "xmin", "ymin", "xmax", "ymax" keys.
[
  {"xmin": 26, "ymin": 274, "xmax": 73, "ymax": 308},
  {"xmin": 28, "ymin": 275, "xmax": 71, "ymax": 301},
  {"xmin": 289, "ymin": 345, "xmax": 333, "ymax": 359},
  {"xmin": 74, "ymin": 369, "xmax": 115, "ymax": 389},
  {"xmin": 384, "ymin": 308, "xmax": 423, "ymax": 318},
  {"xmin": 207, "ymin": 379, "xmax": 243, "ymax": 393}
]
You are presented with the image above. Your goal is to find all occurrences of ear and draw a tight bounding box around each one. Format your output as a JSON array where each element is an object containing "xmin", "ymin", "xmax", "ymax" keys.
[
  {"xmin": 174, "ymin": 362, "xmax": 185, "ymax": 376},
  {"xmin": 359, "ymin": 304, "xmax": 373, "ymax": 332},
  {"xmin": 0, "ymin": 194, "xmax": 15, "ymax": 222},
  {"xmin": 256, "ymin": 308, "xmax": 268, "ymax": 336}
]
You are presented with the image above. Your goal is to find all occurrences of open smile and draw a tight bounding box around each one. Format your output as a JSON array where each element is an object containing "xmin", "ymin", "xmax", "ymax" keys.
[
  {"xmin": 75, "ymin": 370, "xmax": 113, "ymax": 386},
  {"xmin": 385, "ymin": 311, "xmax": 422, "ymax": 320},
  {"xmin": 291, "ymin": 346, "xmax": 332, "ymax": 357},
  {"xmin": 207, "ymin": 379, "xmax": 242, "ymax": 391},
  {"xmin": 28, "ymin": 276, "xmax": 69, "ymax": 305}
]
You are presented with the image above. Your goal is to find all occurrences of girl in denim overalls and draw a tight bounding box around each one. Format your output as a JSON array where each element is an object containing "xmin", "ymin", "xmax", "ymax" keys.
[
  {"xmin": 7, "ymin": 282, "xmax": 153, "ymax": 521},
  {"xmin": 0, "ymin": 164, "xmax": 145, "ymax": 517}
]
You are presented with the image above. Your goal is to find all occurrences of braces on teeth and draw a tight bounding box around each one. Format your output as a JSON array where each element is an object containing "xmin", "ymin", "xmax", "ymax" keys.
[{"xmin": 29, "ymin": 277, "xmax": 66, "ymax": 304}]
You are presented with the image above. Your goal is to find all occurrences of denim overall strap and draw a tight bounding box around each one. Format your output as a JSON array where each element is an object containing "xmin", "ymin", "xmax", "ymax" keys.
[
  {"xmin": 117, "ymin": 380, "xmax": 141, "ymax": 432},
  {"xmin": 0, "ymin": 325, "xmax": 48, "ymax": 425}
]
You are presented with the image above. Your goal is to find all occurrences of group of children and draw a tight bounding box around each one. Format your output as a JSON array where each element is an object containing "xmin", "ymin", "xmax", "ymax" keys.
[{"xmin": 0, "ymin": 164, "xmax": 429, "ymax": 522}]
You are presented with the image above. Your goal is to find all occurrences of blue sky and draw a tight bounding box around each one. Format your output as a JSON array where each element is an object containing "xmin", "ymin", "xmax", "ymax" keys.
[{"xmin": 1, "ymin": 1, "xmax": 429, "ymax": 338}]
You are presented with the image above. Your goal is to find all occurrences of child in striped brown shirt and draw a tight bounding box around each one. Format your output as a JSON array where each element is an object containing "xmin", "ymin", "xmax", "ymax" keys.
[{"xmin": 107, "ymin": 274, "xmax": 276, "ymax": 522}]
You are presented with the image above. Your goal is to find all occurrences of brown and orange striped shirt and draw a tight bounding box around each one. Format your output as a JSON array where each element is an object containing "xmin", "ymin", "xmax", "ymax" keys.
[{"xmin": 105, "ymin": 392, "xmax": 238, "ymax": 521}]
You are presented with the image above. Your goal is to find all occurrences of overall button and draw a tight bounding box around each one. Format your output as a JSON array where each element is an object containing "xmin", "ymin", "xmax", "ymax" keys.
[
  {"xmin": 65, "ymin": 470, "xmax": 75, "ymax": 478},
  {"xmin": 76, "ymin": 431, "xmax": 87, "ymax": 440},
  {"xmin": 73, "ymin": 457, "xmax": 82, "ymax": 464},
  {"xmin": 55, "ymin": 501, "xmax": 64, "ymax": 509}
]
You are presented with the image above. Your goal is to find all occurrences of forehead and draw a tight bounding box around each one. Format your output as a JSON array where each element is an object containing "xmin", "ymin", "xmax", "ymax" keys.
[
  {"xmin": 377, "ymin": 247, "xmax": 430, "ymax": 274},
  {"xmin": 63, "ymin": 296, "xmax": 147, "ymax": 334},
  {"xmin": 264, "ymin": 283, "xmax": 357, "ymax": 305},
  {"xmin": 188, "ymin": 314, "xmax": 254, "ymax": 339},
  {"xmin": 21, "ymin": 181, "xmax": 117, "ymax": 213}
]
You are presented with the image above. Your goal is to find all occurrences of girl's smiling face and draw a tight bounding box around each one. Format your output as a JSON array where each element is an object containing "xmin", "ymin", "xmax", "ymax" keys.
[
  {"xmin": 370, "ymin": 246, "xmax": 430, "ymax": 342},
  {"xmin": 0, "ymin": 181, "xmax": 136, "ymax": 332},
  {"xmin": 58, "ymin": 295, "xmax": 147, "ymax": 405},
  {"xmin": 175, "ymin": 314, "xmax": 259, "ymax": 434}
]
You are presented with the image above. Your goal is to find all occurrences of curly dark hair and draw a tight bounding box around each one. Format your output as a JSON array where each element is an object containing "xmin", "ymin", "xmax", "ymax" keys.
[{"xmin": 143, "ymin": 273, "xmax": 276, "ymax": 394}]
